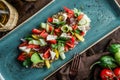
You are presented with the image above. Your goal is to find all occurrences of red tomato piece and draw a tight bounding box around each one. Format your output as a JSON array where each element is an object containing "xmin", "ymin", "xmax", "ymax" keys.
[
  {"xmin": 49, "ymin": 25, "xmax": 53, "ymax": 31},
  {"xmin": 100, "ymin": 68, "xmax": 114, "ymax": 80},
  {"xmin": 64, "ymin": 7, "xmax": 74, "ymax": 18},
  {"xmin": 72, "ymin": 25, "xmax": 78, "ymax": 30},
  {"xmin": 47, "ymin": 17, "xmax": 53, "ymax": 23},
  {"xmin": 64, "ymin": 6, "xmax": 74, "ymax": 14},
  {"xmin": 43, "ymin": 49, "xmax": 50, "ymax": 59},
  {"xmin": 71, "ymin": 36, "xmax": 75, "ymax": 43},
  {"xmin": 40, "ymin": 30, "xmax": 48, "ymax": 38},
  {"xmin": 48, "ymin": 40, "xmax": 57, "ymax": 44},
  {"xmin": 54, "ymin": 28, "xmax": 61, "ymax": 33},
  {"xmin": 32, "ymin": 28, "xmax": 42, "ymax": 34},
  {"xmin": 17, "ymin": 53, "xmax": 26, "ymax": 61},
  {"xmin": 27, "ymin": 44, "xmax": 40, "ymax": 49},
  {"xmin": 80, "ymin": 31, "xmax": 85, "ymax": 36},
  {"xmin": 66, "ymin": 42, "xmax": 74, "ymax": 48},
  {"xmin": 77, "ymin": 14, "xmax": 84, "ymax": 21},
  {"xmin": 19, "ymin": 42, "xmax": 28, "ymax": 47},
  {"xmin": 64, "ymin": 45, "xmax": 69, "ymax": 52}
]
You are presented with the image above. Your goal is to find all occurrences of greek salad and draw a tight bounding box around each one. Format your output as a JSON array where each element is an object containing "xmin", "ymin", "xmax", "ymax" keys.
[{"xmin": 17, "ymin": 7, "xmax": 91, "ymax": 69}]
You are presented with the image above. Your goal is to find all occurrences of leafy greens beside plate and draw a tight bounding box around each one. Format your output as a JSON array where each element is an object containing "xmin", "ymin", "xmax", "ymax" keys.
[{"xmin": 17, "ymin": 7, "xmax": 91, "ymax": 69}]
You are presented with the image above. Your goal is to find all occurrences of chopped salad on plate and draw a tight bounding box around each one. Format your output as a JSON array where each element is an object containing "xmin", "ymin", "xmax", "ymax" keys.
[{"xmin": 17, "ymin": 7, "xmax": 91, "ymax": 69}]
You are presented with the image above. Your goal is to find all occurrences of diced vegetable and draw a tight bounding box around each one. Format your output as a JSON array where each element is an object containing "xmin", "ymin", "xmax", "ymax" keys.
[
  {"xmin": 61, "ymin": 25, "xmax": 72, "ymax": 32},
  {"xmin": 45, "ymin": 60, "xmax": 51, "ymax": 69},
  {"xmin": 39, "ymin": 39, "xmax": 47, "ymax": 46},
  {"xmin": 17, "ymin": 53, "xmax": 27, "ymax": 61},
  {"xmin": 80, "ymin": 31, "xmax": 85, "ymax": 36},
  {"xmin": 60, "ymin": 33, "xmax": 71, "ymax": 38},
  {"xmin": 64, "ymin": 6, "xmax": 74, "ymax": 15},
  {"xmin": 32, "ymin": 28, "xmax": 41, "ymax": 34},
  {"xmin": 27, "ymin": 44, "xmax": 40, "ymax": 49},
  {"xmin": 47, "ymin": 17, "xmax": 53, "ymax": 23},
  {"xmin": 28, "ymin": 40, "xmax": 40, "ymax": 45},
  {"xmin": 40, "ymin": 30, "xmax": 48, "ymax": 38},
  {"xmin": 31, "ymin": 53, "xmax": 44, "ymax": 64},
  {"xmin": 23, "ymin": 58, "xmax": 32, "ymax": 68},
  {"xmin": 47, "ymin": 35, "xmax": 57, "ymax": 41},
  {"xmin": 74, "ymin": 33, "xmax": 84, "ymax": 42},
  {"xmin": 54, "ymin": 49, "xmax": 59, "ymax": 59},
  {"xmin": 78, "ymin": 18, "xmax": 87, "ymax": 26},
  {"xmin": 58, "ymin": 44, "xmax": 66, "ymax": 59},
  {"xmin": 72, "ymin": 25, "xmax": 78, "ymax": 30},
  {"xmin": 32, "ymin": 34, "xmax": 39, "ymax": 40},
  {"xmin": 66, "ymin": 42, "xmax": 74, "ymax": 48},
  {"xmin": 57, "ymin": 37, "xmax": 69, "ymax": 41},
  {"xmin": 41, "ymin": 23, "xmax": 46, "ymax": 29},
  {"xmin": 52, "ymin": 21, "xmax": 66, "ymax": 26},
  {"xmin": 59, "ymin": 52, "xmax": 66, "ymax": 60},
  {"xmin": 77, "ymin": 14, "xmax": 84, "ymax": 21},
  {"xmin": 54, "ymin": 28, "xmax": 61, "ymax": 33},
  {"xmin": 48, "ymin": 40, "xmax": 57, "ymax": 44},
  {"xmin": 19, "ymin": 46, "xmax": 31, "ymax": 53},
  {"xmin": 50, "ymin": 51, "xmax": 56, "ymax": 60},
  {"xmin": 73, "ymin": 8, "xmax": 81, "ymax": 17},
  {"xmin": 43, "ymin": 49, "xmax": 50, "ymax": 59}
]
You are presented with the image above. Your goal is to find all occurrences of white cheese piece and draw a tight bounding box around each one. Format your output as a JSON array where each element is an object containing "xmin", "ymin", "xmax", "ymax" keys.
[
  {"xmin": 50, "ymin": 51, "xmax": 56, "ymax": 60},
  {"xmin": 29, "ymin": 40, "xmax": 40, "ymax": 45},
  {"xmin": 60, "ymin": 33, "xmax": 71, "ymax": 38},
  {"xmin": 19, "ymin": 46, "xmax": 31, "ymax": 53},
  {"xmin": 62, "ymin": 13, "xmax": 67, "ymax": 21},
  {"xmin": 53, "ymin": 18, "xmax": 59, "ymax": 23},
  {"xmin": 47, "ymin": 35, "xmax": 57, "ymax": 41}
]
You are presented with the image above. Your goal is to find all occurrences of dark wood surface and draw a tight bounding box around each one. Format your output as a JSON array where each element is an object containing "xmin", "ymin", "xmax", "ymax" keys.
[{"xmin": 0, "ymin": 0, "xmax": 52, "ymax": 38}]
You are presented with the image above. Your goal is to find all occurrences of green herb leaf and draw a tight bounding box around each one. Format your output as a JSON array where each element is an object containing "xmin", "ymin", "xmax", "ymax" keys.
[{"xmin": 23, "ymin": 58, "xmax": 32, "ymax": 68}]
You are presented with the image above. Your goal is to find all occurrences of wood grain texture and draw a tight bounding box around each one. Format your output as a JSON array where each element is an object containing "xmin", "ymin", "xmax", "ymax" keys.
[{"xmin": 0, "ymin": 0, "xmax": 52, "ymax": 38}]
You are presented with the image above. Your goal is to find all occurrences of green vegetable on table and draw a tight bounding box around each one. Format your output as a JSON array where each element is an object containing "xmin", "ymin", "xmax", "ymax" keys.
[
  {"xmin": 108, "ymin": 44, "xmax": 120, "ymax": 54},
  {"xmin": 108, "ymin": 44, "xmax": 120, "ymax": 66},
  {"xmin": 90, "ymin": 55, "xmax": 117, "ymax": 69}
]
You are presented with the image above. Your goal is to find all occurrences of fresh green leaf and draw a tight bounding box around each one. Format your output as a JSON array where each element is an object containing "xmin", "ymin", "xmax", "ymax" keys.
[
  {"xmin": 57, "ymin": 37, "xmax": 69, "ymax": 41},
  {"xmin": 74, "ymin": 29, "xmax": 81, "ymax": 34},
  {"xmin": 51, "ymin": 44, "xmax": 58, "ymax": 49},
  {"xmin": 52, "ymin": 21, "xmax": 66, "ymax": 27},
  {"xmin": 23, "ymin": 58, "xmax": 32, "ymax": 68}
]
